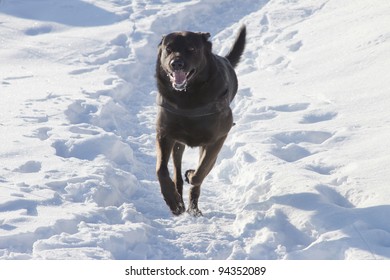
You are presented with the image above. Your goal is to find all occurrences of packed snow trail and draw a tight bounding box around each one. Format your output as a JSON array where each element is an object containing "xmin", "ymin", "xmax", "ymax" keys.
[{"xmin": 1, "ymin": 0, "xmax": 390, "ymax": 259}]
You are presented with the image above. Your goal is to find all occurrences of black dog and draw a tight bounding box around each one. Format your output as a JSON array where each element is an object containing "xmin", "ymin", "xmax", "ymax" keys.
[{"xmin": 155, "ymin": 26, "xmax": 246, "ymax": 216}]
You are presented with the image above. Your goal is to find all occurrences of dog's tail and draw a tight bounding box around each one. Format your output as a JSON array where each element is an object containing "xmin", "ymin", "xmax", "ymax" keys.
[{"xmin": 225, "ymin": 25, "xmax": 246, "ymax": 68}]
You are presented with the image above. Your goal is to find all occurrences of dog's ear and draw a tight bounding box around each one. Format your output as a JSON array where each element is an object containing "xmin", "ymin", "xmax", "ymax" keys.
[
  {"xmin": 199, "ymin": 32, "xmax": 212, "ymax": 51},
  {"xmin": 158, "ymin": 35, "xmax": 165, "ymax": 47},
  {"xmin": 157, "ymin": 35, "xmax": 165, "ymax": 58},
  {"xmin": 200, "ymin": 32, "xmax": 210, "ymax": 41}
]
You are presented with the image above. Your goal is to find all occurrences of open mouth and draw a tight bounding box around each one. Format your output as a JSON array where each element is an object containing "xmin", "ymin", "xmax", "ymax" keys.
[{"xmin": 168, "ymin": 69, "xmax": 196, "ymax": 91}]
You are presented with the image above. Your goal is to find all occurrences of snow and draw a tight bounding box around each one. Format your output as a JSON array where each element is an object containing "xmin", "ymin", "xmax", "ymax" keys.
[{"xmin": 1, "ymin": 0, "xmax": 390, "ymax": 260}]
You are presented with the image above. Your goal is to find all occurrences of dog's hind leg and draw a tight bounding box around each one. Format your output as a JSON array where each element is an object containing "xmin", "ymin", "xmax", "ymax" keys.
[
  {"xmin": 172, "ymin": 142, "xmax": 185, "ymax": 198},
  {"xmin": 185, "ymin": 135, "xmax": 227, "ymax": 216},
  {"xmin": 156, "ymin": 135, "xmax": 185, "ymax": 215}
]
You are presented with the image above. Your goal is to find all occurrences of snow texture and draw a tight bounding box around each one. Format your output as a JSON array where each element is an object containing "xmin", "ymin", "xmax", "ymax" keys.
[{"xmin": 1, "ymin": 0, "xmax": 390, "ymax": 260}]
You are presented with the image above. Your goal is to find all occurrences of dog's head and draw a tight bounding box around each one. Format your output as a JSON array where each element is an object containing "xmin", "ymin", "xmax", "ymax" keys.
[{"xmin": 158, "ymin": 31, "xmax": 211, "ymax": 91}]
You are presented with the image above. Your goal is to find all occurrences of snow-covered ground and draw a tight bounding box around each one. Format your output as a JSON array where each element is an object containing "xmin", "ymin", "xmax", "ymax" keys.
[{"xmin": 1, "ymin": 0, "xmax": 390, "ymax": 260}]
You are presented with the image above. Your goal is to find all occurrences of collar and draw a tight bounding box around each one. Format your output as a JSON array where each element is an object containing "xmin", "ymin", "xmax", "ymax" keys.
[{"xmin": 157, "ymin": 90, "xmax": 230, "ymax": 118}]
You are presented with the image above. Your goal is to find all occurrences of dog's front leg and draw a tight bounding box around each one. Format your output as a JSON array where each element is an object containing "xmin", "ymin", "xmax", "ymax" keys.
[
  {"xmin": 156, "ymin": 134, "xmax": 185, "ymax": 215},
  {"xmin": 172, "ymin": 142, "xmax": 185, "ymax": 198},
  {"xmin": 185, "ymin": 135, "xmax": 227, "ymax": 216}
]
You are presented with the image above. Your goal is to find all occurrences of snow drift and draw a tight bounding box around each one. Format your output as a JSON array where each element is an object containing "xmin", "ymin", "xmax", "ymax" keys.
[{"xmin": 1, "ymin": 0, "xmax": 390, "ymax": 259}]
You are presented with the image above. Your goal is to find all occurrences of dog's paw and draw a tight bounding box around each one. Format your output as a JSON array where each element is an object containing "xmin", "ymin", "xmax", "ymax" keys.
[
  {"xmin": 163, "ymin": 191, "xmax": 186, "ymax": 216},
  {"xmin": 187, "ymin": 207, "xmax": 203, "ymax": 217},
  {"xmin": 185, "ymin": 169, "xmax": 195, "ymax": 184},
  {"xmin": 171, "ymin": 202, "xmax": 186, "ymax": 216}
]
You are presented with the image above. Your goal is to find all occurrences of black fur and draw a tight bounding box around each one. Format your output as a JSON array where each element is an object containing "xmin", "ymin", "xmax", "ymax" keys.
[
  {"xmin": 226, "ymin": 26, "xmax": 246, "ymax": 68},
  {"xmin": 155, "ymin": 26, "xmax": 246, "ymax": 216}
]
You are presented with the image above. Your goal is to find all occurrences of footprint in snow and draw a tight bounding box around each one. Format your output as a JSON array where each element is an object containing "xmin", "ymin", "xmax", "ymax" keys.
[
  {"xmin": 273, "ymin": 131, "xmax": 333, "ymax": 145},
  {"xmin": 271, "ymin": 131, "xmax": 333, "ymax": 163},
  {"xmin": 13, "ymin": 161, "xmax": 42, "ymax": 173},
  {"xmin": 69, "ymin": 126, "xmax": 100, "ymax": 136},
  {"xmin": 52, "ymin": 134, "xmax": 134, "ymax": 165},
  {"xmin": 270, "ymin": 103, "xmax": 310, "ymax": 112},
  {"xmin": 65, "ymin": 100, "xmax": 98, "ymax": 124},
  {"xmin": 271, "ymin": 143, "xmax": 311, "ymax": 162},
  {"xmin": 68, "ymin": 67, "xmax": 99, "ymax": 75},
  {"xmin": 0, "ymin": 198, "xmax": 38, "ymax": 216},
  {"xmin": 315, "ymin": 184, "xmax": 354, "ymax": 208},
  {"xmin": 278, "ymin": 31, "xmax": 299, "ymax": 42},
  {"xmin": 288, "ymin": 41, "xmax": 303, "ymax": 52},
  {"xmin": 300, "ymin": 111, "xmax": 338, "ymax": 124},
  {"xmin": 20, "ymin": 115, "xmax": 49, "ymax": 123},
  {"xmin": 306, "ymin": 164, "xmax": 336, "ymax": 175},
  {"xmin": 263, "ymin": 34, "xmax": 277, "ymax": 45},
  {"xmin": 24, "ymin": 24, "xmax": 53, "ymax": 36},
  {"xmin": 25, "ymin": 127, "xmax": 52, "ymax": 140}
]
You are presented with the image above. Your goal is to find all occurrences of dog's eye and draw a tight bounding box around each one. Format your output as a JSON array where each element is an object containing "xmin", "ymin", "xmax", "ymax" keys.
[
  {"xmin": 165, "ymin": 47, "xmax": 172, "ymax": 54},
  {"xmin": 187, "ymin": 47, "xmax": 196, "ymax": 52}
]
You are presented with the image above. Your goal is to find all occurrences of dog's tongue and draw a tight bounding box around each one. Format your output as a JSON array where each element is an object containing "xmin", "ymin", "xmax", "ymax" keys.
[{"xmin": 173, "ymin": 70, "xmax": 186, "ymax": 86}]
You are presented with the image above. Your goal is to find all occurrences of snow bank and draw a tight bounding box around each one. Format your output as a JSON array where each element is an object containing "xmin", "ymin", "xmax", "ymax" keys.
[{"xmin": 1, "ymin": 0, "xmax": 390, "ymax": 260}]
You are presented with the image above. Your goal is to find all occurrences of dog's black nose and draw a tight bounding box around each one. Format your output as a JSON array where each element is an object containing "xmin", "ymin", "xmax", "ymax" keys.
[{"xmin": 170, "ymin": 59, "xmax": 185, "ymax": 70}]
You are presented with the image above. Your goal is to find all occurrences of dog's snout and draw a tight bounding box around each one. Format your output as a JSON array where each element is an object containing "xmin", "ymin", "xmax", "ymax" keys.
[{"xmin": 170, "ymin": 59, "xmax": 185, "ymax": 70}]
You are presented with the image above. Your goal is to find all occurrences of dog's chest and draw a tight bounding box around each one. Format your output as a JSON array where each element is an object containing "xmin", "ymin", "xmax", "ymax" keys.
[
  {"xmin": 162, "ymin": 114, "xmax": 231, "ymax": 147},
  {"xmin": 170, "ymin": 118, "xmax": 215, "ymax": 147}
]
